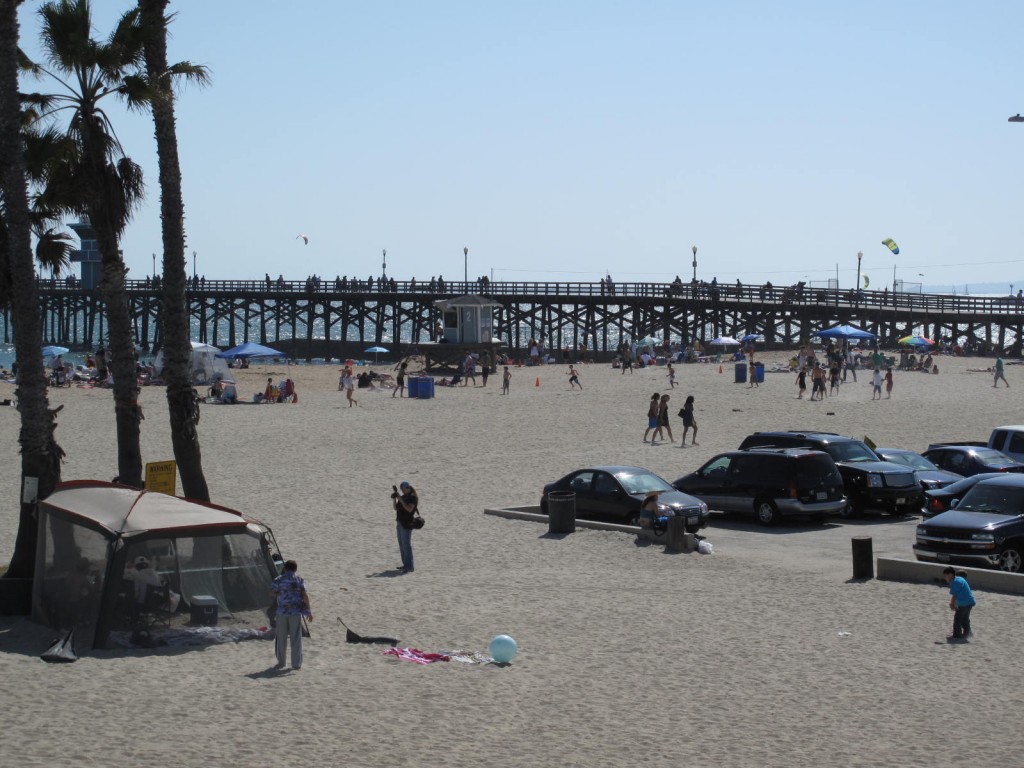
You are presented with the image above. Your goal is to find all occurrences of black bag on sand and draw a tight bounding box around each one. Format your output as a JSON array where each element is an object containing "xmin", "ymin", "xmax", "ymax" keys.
[{"xmin": 41, "ymin": 629, "xmax": 78, "ymax": 663}]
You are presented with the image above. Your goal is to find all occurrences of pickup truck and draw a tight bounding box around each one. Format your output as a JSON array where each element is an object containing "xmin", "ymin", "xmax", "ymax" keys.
[{"xmin": 929, "ymin": 425, "xmax": 1024, "ymax": 463}]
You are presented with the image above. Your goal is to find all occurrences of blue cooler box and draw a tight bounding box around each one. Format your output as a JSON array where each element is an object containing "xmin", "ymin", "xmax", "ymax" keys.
[{"xmin": 190, "ymin": 595, "xmax": 219, "ymax": 626}]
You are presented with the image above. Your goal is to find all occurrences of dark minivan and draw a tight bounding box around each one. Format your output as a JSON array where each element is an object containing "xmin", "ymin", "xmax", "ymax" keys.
[
  {"xmin": 673, "ymin": 447, "xmax": 846, "ymax": 525},
  {"xmin": 737, "ymin": 431, "xmax": 921, "ymax": 516}
]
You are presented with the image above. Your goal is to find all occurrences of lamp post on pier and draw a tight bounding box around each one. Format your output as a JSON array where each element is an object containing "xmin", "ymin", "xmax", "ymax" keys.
[
  {"xmin": 152, "ymin": 252, "xmax": 156, "ymax": 279},
  {"xmin": 464, "ymin": 246, "xmax": 469, "ymax": 289},
  {"xmin": 192, "ymin": 250, "xmax": 196, "ymax": 280},
  {"xmin": 382, "ymin": 249, "xmax": 387, "ymax": 281},
  {"xmin": 691, "ymin": 245, "xmax": 697, "ymax": 282}
]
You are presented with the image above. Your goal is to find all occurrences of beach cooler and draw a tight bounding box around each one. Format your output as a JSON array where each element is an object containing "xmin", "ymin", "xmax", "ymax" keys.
[
  {"xmin": 407, "ymin": 377, "xmax": 421, "ymax": 398},
  {"xmin": 417, "ymin": 377, "xmax": 435, "ymax": 399},
  {"xmin": 190, "ymin": 595, "xmax": 219, "ymax": 626},
  {"xmin": 734, "ymin": 362, "xmax": 747, "ymax": 383}
]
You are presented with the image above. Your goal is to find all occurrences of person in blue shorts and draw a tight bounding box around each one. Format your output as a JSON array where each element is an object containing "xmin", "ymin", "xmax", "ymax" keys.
[
  {"xmin": 943, "ymin": 567, "xmax": 976, "ymax": 641},
  {"xmin": 643, "ymin": 393, "xmax": 660, "ymax": 443}
]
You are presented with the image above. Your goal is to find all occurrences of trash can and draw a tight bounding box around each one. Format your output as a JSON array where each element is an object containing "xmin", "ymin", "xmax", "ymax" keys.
[
  {"xmin": 547, "ymin": 491, "xmax": 576, "ymax": 534},
  {"xmin": 418, "ymin": 377, "xmax": 435, "ymax": 399},
  {"xmin": 407, "ymin": 377, "xmax": 420, "ymax": 398},
  {"xmin": 852, "ymin": 536, "xmax": 873, "ymax": 579},
  {"xmin": 753, "ymin": 362, "xmax": 765, "ymax": 383},
  {"xmin": 734, "ymin": 362, "xmax": 747, "ymax": 383}
]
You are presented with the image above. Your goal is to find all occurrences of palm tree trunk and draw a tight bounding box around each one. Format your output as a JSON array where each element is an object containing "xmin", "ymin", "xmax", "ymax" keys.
[
  {"xmin": 139, "ymin": 0, "xmax": 210, "ymax": 501},
  {"xmin": 94, "ymin": 223, "xmax": 143, "ymax": 487},
  {"xmin": 0, "ymin": 0, "xmax": 64, "ymax": 581}
]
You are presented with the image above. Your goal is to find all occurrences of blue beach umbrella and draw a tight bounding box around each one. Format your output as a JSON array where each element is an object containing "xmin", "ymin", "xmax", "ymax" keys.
[
  {"xmin": 365, "ymin": 346, "xmax": 389, "ymax": 363},
  {"xmin": 215, "ymin": 342, "xmax": 286, "ymax": 359},
  {"xmin": 42, "ymin": 345, "xmax": 70, "ymax": 359},
  {"xmin": 815, "ymin": 324, "xmax": 875, "ymax": 341}
]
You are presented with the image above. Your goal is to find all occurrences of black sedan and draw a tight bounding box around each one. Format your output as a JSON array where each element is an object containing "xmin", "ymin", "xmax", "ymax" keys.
[
  {"xmin": 922, "ymin": 472, "xmax": 1005, "ymax": 518},
  {"xmin": 874, "ymin": 448, "xmax": 963, "ymax": 491},
  {"xmin": 922, "ymin": 445, "xmax": 1024, "ymax": 477},
  {"xmin": 541, "ymin": 465, "xmax": 709, "ymax": 529}
]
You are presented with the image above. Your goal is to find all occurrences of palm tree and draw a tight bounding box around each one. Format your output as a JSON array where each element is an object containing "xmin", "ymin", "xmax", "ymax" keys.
[
  {"xmin": 0, "ymin": 0, "xmax": 65, "ymax": 582},
  {"xmin": 28, "ymin": 0, "xmax": 148, "ymax": 486},
  {"xmin": 137, "ymin": 0, "xmax": 211, "ymax": 501}
]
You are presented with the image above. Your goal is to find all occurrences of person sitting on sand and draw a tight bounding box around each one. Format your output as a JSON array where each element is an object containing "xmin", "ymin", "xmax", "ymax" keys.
[
  {"xmin": 281, "ymin": 378, "xmax": 296, "ymax": 403},
  {"xmin": 221, "ymin": 381, "xmax": 238, "ymax": 404},
  {"xmin": 208, "ymin": 379, "xmax": 224, "ymax": 400},
  {"xmin": 264, "ymin": 377, "xmax": 279, "ymax": 403}
]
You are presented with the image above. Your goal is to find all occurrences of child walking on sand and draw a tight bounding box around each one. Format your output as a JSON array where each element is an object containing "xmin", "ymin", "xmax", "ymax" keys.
[
  {"xmin": 501, "ymin": 366, "xmax": 511, "ymax": 395},
  {"xmin": 942, "ymin": 567, "xmax": 976, "ymax": 641},
  {"xmin": 872, "ymin": 369, "xmax": 882, "ymax": 400},
  {"xmin": 666, "ymin": 363, "xmax": 677, "ymax": 389},
  {"xmin": 796, "ymin": 366, "xmax": 807, "ymax": 399},
  {"xmin": 679, "ymin": 395, "xmax": 698, "ymax": 446}
]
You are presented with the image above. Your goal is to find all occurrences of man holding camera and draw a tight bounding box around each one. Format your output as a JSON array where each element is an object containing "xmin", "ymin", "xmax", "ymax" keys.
[{"xmin": 392, "ymin": 481, "xmax": 419, "ymax": 573}]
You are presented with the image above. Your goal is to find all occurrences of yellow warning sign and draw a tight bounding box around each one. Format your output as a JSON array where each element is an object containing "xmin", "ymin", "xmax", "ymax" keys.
[{"xmin": 145, "ymin": 460, "xmax": 177, "ymax": 495}]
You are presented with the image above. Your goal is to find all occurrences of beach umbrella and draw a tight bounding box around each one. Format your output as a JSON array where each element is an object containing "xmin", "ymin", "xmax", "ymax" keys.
[
  {"xmin": 815, "ymin": 324, "xmax": 875, "ymax": 341},
  {"xmin": 365, "ymin": 346, "xmax": 389, "ymax": 363},
  {"xmin": 898, "ymin": 335, "xmax": 934, "ymax": 347},
  {"xmin": 215, "ymin": 342, "xmax": 286, "ymax": 359},
  {"xmin": 41, "ymin": 345, "xmax": 69, "ymax": 359},
  {"xmin": 710, "ymin": 336, "xmax": 740, "ymax": 346},
  {"xmin": 637, "ymin": 335, "xmax": 660, "ymax": 347},
  {"xmin": 740, "ymin": 334, "xmax": 763, "ymax": 343}
]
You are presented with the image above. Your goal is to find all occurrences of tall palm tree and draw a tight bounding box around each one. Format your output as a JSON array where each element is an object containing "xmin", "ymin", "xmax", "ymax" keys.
[
  {"xmin": 29, "ymin": 0, "xmax": 148, "ymax": 486},
  {"xmin": 136, "ymin": 0, "xmax": 211, "ymax": 501},
  {"xmin": 0, "ymin": 0, "xmax": 65, "ymax": 582}
]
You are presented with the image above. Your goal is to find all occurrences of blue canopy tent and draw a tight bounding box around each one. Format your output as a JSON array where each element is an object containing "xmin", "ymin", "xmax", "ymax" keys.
[
  {"xmin": 815, "ymin": 324, "xmax": 875, "ymax": 341},
  {"xmin": 215, "ymin": 343, "xmax": 286, "ymax": 360}
]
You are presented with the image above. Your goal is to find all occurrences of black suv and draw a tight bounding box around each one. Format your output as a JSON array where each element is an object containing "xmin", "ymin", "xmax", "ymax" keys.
[
  {"xmin": 672, "ymin": 447, "xmax": 846, "ymax": 525},
  {"xmin": 914, "ymin": 474, "xmax": 1024, "ymax": 572},
  {"xmin": 737, "ymin": 431, "xmax": 921, "ymax": 516}
]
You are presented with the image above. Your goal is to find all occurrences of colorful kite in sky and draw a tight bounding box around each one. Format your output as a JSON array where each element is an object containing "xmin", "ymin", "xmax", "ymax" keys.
[{"xmin": 881, "ymin": 238, "xmax": 899, "ymax": 255}]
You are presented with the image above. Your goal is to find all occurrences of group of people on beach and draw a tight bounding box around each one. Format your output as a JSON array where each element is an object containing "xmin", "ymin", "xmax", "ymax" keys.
[{"xmin": 643, "ymin": 392, "xmax": 697, "ymax": 445}]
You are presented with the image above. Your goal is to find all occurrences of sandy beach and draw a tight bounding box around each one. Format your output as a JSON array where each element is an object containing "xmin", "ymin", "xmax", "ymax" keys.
[{"xmin": 1, "ymin": 352, "xmax": 1023, "ymax": 768}]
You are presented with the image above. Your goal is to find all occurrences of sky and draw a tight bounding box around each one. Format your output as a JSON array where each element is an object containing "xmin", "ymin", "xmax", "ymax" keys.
[{"xmin": 14, "ymin": 0, "xmax": 1024, "ymax": 293}]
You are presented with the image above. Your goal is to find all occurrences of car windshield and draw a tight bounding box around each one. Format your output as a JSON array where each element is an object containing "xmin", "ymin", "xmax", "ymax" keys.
[
  {"xmin": 958, "ymin": 485, "xmax": 1024, "ymax": 514},
  {"xmin": 616, "ymin": 471, "xmax": 674, "ymax": 495},
  {"xmin": 883, "ymin": 452, "xmax": 937, "ymax": 470},
  {"xmin": 823, "ymin": 441, "xmax": 878, "ymax": 463}
]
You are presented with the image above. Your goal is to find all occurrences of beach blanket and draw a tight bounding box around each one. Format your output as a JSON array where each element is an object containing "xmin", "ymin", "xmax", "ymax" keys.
[{"xmin": 382, "ymin": 647, "xmax": 451, "ymax": 664}]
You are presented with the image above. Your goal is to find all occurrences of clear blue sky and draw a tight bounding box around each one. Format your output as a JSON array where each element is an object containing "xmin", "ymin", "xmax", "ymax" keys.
[{"xmin": 16, "ymin": 0, "xmax": 1024, "ymax": 292}]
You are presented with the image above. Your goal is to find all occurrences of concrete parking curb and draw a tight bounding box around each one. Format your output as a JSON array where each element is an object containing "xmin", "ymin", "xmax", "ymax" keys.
[{"xmin": 877, "ymin": 557, "xmax": 1024, "ymax": 595}]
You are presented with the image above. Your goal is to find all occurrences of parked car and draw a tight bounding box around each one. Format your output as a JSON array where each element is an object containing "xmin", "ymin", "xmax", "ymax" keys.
[
  {"xmin": 541, "ymin": 465, "xmax": 710, "ymax": 529},
  {"xmin": 672, "ymin": 447, "xmax": 845, "ymax": 525},
  {"xmin": 874, "ymin": 447, "xmax": 962, "ymax": 491},
  {"xmin": 737, "ymin": 431, "xmax": 921, "ymax": 516},
  {"xmin": 913, "ymin": 474, "xmax": 1024, "ymax": 572},
  {"xmin": 922, "ymin": 473, "xmax": 1005, "ymax": 518},
  {"xmin": 922, "ymin": 445, "xmax": 1024, "ymax": 477}
]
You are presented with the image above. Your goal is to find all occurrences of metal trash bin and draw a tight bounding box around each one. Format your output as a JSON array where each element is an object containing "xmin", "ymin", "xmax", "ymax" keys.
[
  {"xmin": 547, "ymin": 491, "xmax": 576, "ymax": 534},
  {"xmin": 734, "ymin": 362, "xmax": 747, "ymax": 383}
]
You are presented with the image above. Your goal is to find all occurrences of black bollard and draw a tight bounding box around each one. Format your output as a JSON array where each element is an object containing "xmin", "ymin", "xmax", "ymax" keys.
[{"xmin": 852, "ymin": 536, "xmax": 873, "ymax": 579}]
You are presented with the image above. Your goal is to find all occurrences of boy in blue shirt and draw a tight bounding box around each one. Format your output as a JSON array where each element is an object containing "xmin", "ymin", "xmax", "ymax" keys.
[{"xmin": 942, "ymin": 567, "xmax": 976, "ymax": 641}]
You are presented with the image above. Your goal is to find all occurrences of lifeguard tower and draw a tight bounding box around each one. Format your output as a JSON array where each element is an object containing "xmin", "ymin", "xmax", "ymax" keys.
[{"xmin": 424, "ymin": 295, "xmax": 504, "ymax": 372}]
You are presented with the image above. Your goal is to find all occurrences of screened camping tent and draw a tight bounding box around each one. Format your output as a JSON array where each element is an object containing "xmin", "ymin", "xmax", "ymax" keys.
[
  {"xmin": 32, "ymin": 481, "xmax": 280, "ymax": 649},
  {"xmin": 153, "ymin": 341, "xmax": 229, "ymax": 384}
]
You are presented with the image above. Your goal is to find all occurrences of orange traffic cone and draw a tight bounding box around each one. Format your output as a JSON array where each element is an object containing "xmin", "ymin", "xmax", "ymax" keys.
[
  {"xmin": 718, "ymin": 365, "xmax": 723, "ymax": 374},
  {"xmin": 535, "ymin": 377, "xmax": 540, "ymax": 387}
]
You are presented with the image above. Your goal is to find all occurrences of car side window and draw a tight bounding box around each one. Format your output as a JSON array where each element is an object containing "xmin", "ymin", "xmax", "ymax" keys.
[
  {"xmin": 702, "ymin": 456, "xmax": 732, "ymax": 477},
  {"xmin": 593, "ymin": 472, "xmax": 618, "ymax": 495},
  {"xmin": 947, "ymin": 453, "xmax": 965, "ymax": 470},
  {"xmin": 570, "ymin": 472, "xmax": 594, "ymax": 492},
  {"xmin": 1009, "ymin": 433, "xmax": 1024, "ymax": 454},
  {"xmin": 730, "ymin": 455, "xmax": 760, "ymax": 479}
]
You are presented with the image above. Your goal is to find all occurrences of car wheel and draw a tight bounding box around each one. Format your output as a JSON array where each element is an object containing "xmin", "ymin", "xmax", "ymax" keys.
[
  {"xmin": 839, "ymin": 499, "xmax": 861, "ymax": 519},
  {"xmin": 997, "ymin": 546, "xmax": 1024, "ymax": 573},
  {"xmin": 754, "ymin": 498, "xmax": 779, "ymax": 526}
]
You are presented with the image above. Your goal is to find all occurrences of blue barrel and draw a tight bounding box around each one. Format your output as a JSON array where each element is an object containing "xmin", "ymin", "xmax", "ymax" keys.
[
  {"xmin": 407, "ymin": 377, "xmax": 420, "ymax": 398},
  {"xmin": 734, "ymin": 362, "xmax": 747, "ymax": 383},
  {"xmin": 418, "ymin": 377, "xmax": 435, "ymax": 399},
  {"xmin": 754, "ymin": 362, "xmax": 765, "ymax": 383}
]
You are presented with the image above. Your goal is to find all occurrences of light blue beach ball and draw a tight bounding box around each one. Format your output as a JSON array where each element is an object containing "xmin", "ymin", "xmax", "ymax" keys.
[{"xmin": 489, "ymin": 634, "xmax": 518, "ymax": 663}]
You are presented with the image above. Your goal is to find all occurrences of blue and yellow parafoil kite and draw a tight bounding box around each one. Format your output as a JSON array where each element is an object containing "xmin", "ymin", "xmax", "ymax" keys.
[{"xmin": 882, "ymin": 238, "xmax": 899, "ymax": 255}]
